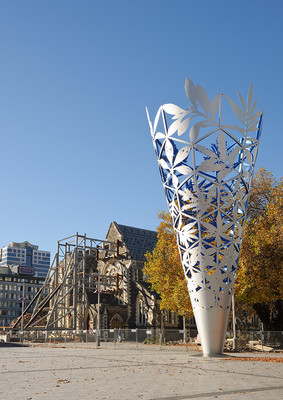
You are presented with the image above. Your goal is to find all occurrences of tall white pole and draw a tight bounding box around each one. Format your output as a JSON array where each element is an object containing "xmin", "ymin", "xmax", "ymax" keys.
[
  {"xmin": 232, "ymin": 292, "xmax": 237, "ymax": 351},
  {"xmin": 183, "ymin": 313, "xmax": 186, "ymax": 344},
  {"xmin": 20, "ymin": 282, "xmax": 25, "ymax": 343},
  {"xmin": 96, "ymin": 270, "xmax": 100, "ymax": 347}
]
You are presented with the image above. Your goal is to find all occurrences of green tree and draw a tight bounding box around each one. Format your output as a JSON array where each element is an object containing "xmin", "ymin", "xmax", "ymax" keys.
[
  {"xmin": 144, "ymin": 211, "xmax": 193, "ymax": 317},
  {"xmin": 235, "ymin": 168, "xmax": 283, "ymax": 330}
]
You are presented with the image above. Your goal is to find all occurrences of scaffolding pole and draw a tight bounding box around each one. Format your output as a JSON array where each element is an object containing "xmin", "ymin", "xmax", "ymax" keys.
[{"xmin": 12, "ymin": 233, "xmax": 122, "ymax": 332}]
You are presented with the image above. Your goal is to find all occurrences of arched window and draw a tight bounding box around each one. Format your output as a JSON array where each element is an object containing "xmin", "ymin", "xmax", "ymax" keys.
[
  {"xmin": 110, "ymin": 314, "xmax": 124, "ymax": 329},
  {"xmin": 137, "ymin": 298, "xmax": 148, "ymax": 325}
]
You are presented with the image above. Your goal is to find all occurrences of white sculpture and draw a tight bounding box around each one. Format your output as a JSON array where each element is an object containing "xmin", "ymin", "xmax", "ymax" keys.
[{"xmin": 147, "ymin": 78, "xmax": 263, "ymax": 356}]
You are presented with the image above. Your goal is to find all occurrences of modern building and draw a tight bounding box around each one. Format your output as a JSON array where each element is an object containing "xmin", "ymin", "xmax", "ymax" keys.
[
  {"xmin": 0, "ymin": 264, "xmax": 45, "ymax": 327},
  {"xmin": 0, "ymin": 241, "xmax": 50, "ymax": 278}
]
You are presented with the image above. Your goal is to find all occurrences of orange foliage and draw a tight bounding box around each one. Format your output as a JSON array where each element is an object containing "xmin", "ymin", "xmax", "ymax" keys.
[
  {"xmin": 144, "ymin": 211, "xmax": 193, "ymax": 317},
  {"xmin": 235, "ymin": 168, "xmax": 283, "ymax": 330}
]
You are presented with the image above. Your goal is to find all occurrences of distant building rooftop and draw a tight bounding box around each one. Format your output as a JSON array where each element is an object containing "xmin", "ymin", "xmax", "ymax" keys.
[{"xmin": 7, "ymin": 241, "xmax": 38, "ymax": 250}]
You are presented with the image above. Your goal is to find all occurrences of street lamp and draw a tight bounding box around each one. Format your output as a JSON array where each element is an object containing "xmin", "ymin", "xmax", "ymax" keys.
[
  {"xmin": 19, "ymin": 282, "xmax": 26, "ymax": 343},
  {"xmin": 94, "ymin": 271, "xmax": 100, "ymax": 347},
  {"xmin": 232, "ymin": 291, "xmax": 237, "ymax": 351}
]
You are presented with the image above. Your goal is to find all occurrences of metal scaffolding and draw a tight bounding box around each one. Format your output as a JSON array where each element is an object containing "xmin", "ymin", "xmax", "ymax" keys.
[{"xmin": 11, "ymin": 233, "xmax": 122, "ymax": 331}]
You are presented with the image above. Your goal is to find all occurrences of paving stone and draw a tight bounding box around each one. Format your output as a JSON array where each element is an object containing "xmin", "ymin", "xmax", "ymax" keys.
[{"xmin": 0, "ymin": 343, "xmax": 282, "ymax": 400}]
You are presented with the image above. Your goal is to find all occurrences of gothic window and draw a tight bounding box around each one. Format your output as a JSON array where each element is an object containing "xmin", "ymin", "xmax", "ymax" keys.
[{"xmin": 137, "ymin": 298, "xmax": 148, "ymax": 325}]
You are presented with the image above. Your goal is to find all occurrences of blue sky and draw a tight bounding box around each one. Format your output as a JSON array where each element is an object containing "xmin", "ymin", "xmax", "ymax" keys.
[{"xmin": 0, "ymin": 0, "xmax": 282, "ymax": 256}]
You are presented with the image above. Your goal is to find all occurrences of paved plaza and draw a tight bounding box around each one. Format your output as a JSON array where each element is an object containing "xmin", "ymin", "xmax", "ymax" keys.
[{"xmin": 0, "ymin": 343, "xmax": 282, "ymax": 400}]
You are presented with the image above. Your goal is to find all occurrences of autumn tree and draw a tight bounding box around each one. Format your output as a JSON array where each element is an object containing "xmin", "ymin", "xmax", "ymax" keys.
[
  {"xmin": 144, "ymin": 211, "xmax": 193, "ymax": 317},
  {"xmin": 235, "ymin": 168, "xmax": 283, "ymax": 330},
  {"xmin": 145, "ymin": 168, "xmax": 282, "ymax": 330}
]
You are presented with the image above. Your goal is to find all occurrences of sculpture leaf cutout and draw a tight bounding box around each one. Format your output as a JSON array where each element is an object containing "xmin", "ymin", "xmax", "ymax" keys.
[
  {"xmin": 185, "ymin": 78, "xmax": 197, "ymax": 107},
  {"xmin": 174, "ymin": 146, "xmax": 191, "ymax": 166},
  {"xmin": 163, "ymin": 103, "xmax": 186, "ymax": 115},
  {"xmin": 197, "ymin": 84, "xmax": 210, "ymax": 113},
  {"xmin": 147, "ymin": 77, "xmax": 263, "ymax": 318},
  {"xmin": 189, "ymin": 124, "xmax": 200, "ymax": 142},
  {"xmin": 209, "ymin": 94, "xmax": 220, "ymax": 120}
]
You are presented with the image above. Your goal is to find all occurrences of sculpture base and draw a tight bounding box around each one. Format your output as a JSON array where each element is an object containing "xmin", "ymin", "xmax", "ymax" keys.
[
  {"xmin": 202, "ymin": 353, "xmax": 229, "ymax": 358},
  {"xmin": 193, "ymin": 305, "xmax": 231, "ymax": 357}
]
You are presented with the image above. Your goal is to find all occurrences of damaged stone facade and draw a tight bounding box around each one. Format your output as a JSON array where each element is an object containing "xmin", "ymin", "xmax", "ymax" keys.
[{"xmin": 86, "ymin": 222, "xmax": 180, "ymax": 331}]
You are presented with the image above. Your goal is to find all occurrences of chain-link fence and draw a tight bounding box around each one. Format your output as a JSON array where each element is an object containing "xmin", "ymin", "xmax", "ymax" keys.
[
  {"xmin": 225, "ymin": 330, "xmax": 283, "ymax": 352},
  {"xmin": 1, "ymin": 328, "xmax": 282, "ymax": 351},
  {"xmin": 1, "ymin": 328, "xmax": 191, "ymax": 348}
]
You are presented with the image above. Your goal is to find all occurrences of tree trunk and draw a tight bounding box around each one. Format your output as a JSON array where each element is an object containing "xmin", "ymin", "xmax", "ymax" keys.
[{"xmin": 253, "ymin": 301, "xmax": 283, "ymax": 331}]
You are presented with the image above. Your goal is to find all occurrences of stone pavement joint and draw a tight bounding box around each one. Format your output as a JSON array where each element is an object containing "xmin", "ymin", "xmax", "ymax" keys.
[{"xmin": 152, "ymin": 385, "xmax": 283, "ymax": 399}]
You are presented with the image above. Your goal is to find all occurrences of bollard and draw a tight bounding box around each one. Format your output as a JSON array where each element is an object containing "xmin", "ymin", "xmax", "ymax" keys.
[
  {"xmin": 96, "ymin": 330, "xmax": 100, "ymax": 347},
  {"xmin": 136, "ymin": 329, "xmax": 138, "ymax": 350}
]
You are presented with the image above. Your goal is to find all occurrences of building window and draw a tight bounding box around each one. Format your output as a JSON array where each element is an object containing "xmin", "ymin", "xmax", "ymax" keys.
[
  {"xmin": 137, "ymin": 299, "xmax": 148, "ymax": 325},
  {"xmin": 165, "ymin": 311, "xmax": 168, "ymax": 323}
]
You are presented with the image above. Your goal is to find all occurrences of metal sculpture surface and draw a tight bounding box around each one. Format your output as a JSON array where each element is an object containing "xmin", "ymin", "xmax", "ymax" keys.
[{"xmin": 147, "ymin": 79, "xmax": 263, "ymax": 355}]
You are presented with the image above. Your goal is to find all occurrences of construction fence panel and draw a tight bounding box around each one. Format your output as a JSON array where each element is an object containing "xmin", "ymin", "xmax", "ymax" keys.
[{"xmin": 1, "ymin": 328, "xmax": 282, "ymax": 351}]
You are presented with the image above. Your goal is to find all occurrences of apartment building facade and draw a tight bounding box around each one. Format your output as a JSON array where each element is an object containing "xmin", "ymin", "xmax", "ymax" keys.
[
  {"xmin": 0, "ymin": 241, "xmax": 50, "ymax": 278},
  {"xmin": 0, "ymin": 265, "xmax": 45, "ymax": 327}
]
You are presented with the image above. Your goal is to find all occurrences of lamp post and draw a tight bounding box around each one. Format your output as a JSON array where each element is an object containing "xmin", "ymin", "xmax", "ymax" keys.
[
  {"xmin": 95, "ymin": 271, "xmax": 100, "ymax": 347},
  {"xmin": 232, "ymin": 292, "xmax": 237, "ymax": 351},
  {"xmin": 183, "ymin": 313, "xmax": 187, "ymax": 344},
  {"xmin": 20, "ymin": 282, "xmax": 25, "ymax": 343}
]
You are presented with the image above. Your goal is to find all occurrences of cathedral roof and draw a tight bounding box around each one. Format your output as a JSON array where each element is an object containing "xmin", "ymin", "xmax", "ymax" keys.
[{"xmin": 115, "ymin": 223, "xmax": 157, "ymax": 261}]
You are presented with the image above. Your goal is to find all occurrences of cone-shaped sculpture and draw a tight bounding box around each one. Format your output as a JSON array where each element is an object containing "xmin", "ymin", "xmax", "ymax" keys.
[{"xmin": 147, "ymin": 78, "xmax": 263, "ymax": 356}]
